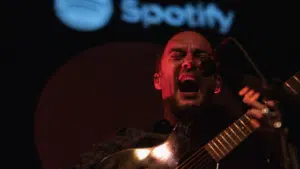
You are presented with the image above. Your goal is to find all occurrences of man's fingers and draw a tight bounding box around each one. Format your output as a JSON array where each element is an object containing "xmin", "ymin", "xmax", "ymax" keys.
[
  {"xmin": 247, "ymin": 108, "xmax": 264, "ymax": 119},
  {"xmin": 244, "ymin": 89, "xmax": 255, "ymax": 98},
  {"xmin": 251, "ymin": 101, "xmax": 267, "ymax": 110},
  {"xmin": 249, "ymin": 92, "xmax": 260, "ymax": 102},
  {"xmin": 247, "ymin": 109, "xmax": 265, "ymax": 129},
  {"xmin": 238, "ymin": 86, "xmax": 249, "ymax": 96},
  {"xmin": 264, "ymin": 100, "xmax": 276, "ymax": 108},
  {"xmin": 243, "ymin": 91, "xmax": 261, "ymax": 105},
  {"xmin": 250, "ymin": 119, "xmax": 261, "ymax": 129}
]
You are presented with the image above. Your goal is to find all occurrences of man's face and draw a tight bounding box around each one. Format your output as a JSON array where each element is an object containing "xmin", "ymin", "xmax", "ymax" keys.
[{"xmin": 155, "ymin": 32, "xmax": 215, "ymax": 109}]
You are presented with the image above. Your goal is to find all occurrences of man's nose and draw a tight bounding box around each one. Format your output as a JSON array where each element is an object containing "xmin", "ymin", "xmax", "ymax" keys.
[
  {"xmin": 182, "ymin": 60, "xmax": 193, "ymax": 69},
  {"xmin": 182, "ymin": 57, "xmax": 200, "ymax": 70}
]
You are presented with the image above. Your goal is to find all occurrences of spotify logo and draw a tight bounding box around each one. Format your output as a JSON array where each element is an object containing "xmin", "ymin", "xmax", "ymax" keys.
[
  {"xmin": 54, "ymin": 0, "xmax": 114, "ymax": 31},
  {"xmin": 54, "ymin": 0, "xmax": 235, "ymax": 34}
]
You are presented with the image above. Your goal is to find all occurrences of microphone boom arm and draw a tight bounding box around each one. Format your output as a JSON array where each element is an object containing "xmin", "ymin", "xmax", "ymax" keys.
[{"xmin": 221, "ymin": 37, "xmax": 299, "ymax": 169}]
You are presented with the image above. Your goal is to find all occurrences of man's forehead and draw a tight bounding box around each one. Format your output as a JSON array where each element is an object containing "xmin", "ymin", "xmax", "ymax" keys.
[{"xmin": 164, "ymin": 31, "xmax": 212, "ymax": 52}]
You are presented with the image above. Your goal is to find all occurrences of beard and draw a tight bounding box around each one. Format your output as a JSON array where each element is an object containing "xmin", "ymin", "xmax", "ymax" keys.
[
  {"xmin": 163, "ymin": 94, "xmax": 234, "ymax": 142},
  {"xmin": 163, "ymin": 94, "xmax": 213, "ymax": 124}
]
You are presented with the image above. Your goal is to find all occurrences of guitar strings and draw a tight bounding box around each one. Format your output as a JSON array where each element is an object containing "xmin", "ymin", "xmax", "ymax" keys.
[
  {"xmin": 188, "ymin": 156, "xmax": 214, "ymax": 169},
  {"xmin": 175, "ymin": 148, "xmax": 206, "ymax": 168},
  {"xmin": 175, "ymin": 148, "xmax": 213, "ymax": 169},
  {"xmin": 175, "ymin": 119, "xmax": 251, "ymax": 169},
  {"xmin": 180, "ymin": 152, "xmax": 213, "ymax": 169},
  {"xmin": 175, "ymin": 114, "xmax": 254, "ymax": 168}
]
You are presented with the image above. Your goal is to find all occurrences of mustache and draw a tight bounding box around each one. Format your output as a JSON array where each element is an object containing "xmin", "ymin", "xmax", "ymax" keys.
[
  {"xmin": 178, "ymin": 60, "xmax": 217, "ymax": 77},
  {"xmin": 178, "ymin": 67, "xmax": 201, "ymax": 75}
]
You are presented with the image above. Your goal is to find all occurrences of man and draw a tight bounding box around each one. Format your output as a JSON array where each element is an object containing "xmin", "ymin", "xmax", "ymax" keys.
[{"xmin": 67, "ymin": 31, "xmax": 277, "ymax": 169}]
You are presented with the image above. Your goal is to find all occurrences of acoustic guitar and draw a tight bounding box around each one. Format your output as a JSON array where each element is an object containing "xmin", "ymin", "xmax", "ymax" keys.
[{"xmin": 97, "ymin": 113, "xmax": 259, "ymax": 169}]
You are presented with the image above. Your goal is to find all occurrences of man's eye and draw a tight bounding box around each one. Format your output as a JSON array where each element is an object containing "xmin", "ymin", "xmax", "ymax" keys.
[
  {"xmin": 170, "ymin": 52, "xmax": 185, "ymax": 59},
  {"xmin": 195, "ymin": 53, "xmax": 210, "ymax": 60}
]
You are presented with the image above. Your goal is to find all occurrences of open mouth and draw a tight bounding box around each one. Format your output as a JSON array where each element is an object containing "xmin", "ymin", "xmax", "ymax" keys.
[{"xmin": 178, "ymin": 79, "xmax": 200, "ymax": 92}]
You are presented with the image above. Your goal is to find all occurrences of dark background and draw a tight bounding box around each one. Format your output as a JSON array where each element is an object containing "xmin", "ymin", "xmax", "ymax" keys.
[{"xmin": 3, "ymin": 1, "xmax": 299, "ymax": 169}]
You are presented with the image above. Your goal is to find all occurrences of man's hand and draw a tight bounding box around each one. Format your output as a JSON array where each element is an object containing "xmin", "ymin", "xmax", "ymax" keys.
[{"xmin": 238, "ymin": 86, "xmax": 276, "ymax": 129}]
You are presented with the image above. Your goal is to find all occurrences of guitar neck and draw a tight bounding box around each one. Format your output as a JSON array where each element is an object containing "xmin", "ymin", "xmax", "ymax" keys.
[{"xmin": 204, "ymin": 114, "xmax": 255, "ymax": 162}]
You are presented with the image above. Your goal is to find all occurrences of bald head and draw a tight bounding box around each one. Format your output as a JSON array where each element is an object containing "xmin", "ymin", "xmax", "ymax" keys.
[
  {"xmin": 156, "ymin": 31, "xmax": 214, "ymax": 73},
  {"xmin": 164, "ymin": 31, "xmax": 213, "ymax": 55}
]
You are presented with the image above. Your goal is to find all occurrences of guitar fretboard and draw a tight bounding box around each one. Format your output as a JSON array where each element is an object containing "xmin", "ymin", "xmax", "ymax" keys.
[{"xmin": 204, "ymin": 114, "xmax": 255, "ymax": 161}]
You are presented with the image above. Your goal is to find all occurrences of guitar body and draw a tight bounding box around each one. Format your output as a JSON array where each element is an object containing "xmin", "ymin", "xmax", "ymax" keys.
[
  {"xmin": 97, "ymin": 123, "xmax": 218, "ymax": 169},
  {"xmin": 97, "ymin": 146, "xmax": 217, "ymax": 169},
  {"xmin": 97, "ymin": 114, "xmax": 255, "ymax": 169},
  {"xmin": 97, "ymin": 147, "xmax": 174, "ymax": 169}
]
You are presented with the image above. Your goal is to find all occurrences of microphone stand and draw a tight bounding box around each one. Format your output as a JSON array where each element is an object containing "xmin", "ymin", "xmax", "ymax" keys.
[{"xmin": 224, "ymin": 37, "xmax": 299, "ymax": 169}]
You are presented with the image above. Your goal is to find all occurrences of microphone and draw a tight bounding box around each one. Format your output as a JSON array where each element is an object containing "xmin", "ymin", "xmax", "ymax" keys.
[
  {"xmin": 202, "ymin": 38, "xmax": 232, "ymax": 77},
  {"xmin": 212, "ymin": 37, "xmax": 232, "ymax": 60},
  {"xmin": 202, "ymin": 59, "xmax": 217, "ymax": 77},
  {"xmin": 218, "ymin": 37, "xmax": 269, "ymax": 87}
]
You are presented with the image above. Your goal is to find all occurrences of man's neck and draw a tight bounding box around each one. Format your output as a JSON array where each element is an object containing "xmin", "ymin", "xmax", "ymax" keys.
[
  {"xmin": 164, "ymin": 106, "xmax": 198, "ymax": 127},
  {"xmin": 164, "ymin": 103, "xmax": 207, "ymax": 127},
  {"xmin": 164, "ymin": 103, "xmax": 230, "ymax": 133}
]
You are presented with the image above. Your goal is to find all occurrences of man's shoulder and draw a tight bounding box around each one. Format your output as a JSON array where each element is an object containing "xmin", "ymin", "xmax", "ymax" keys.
[{"xmin": 68, "ymin": 128, "xmax": 168, "ymax": 169}]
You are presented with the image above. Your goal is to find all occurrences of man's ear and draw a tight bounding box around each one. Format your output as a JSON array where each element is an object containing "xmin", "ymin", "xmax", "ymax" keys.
[{"xmin": 153, "ymin": 73, "xmax": 162, "ymax": 90}]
